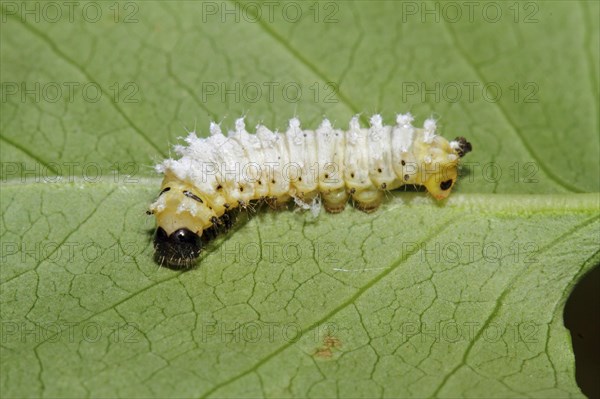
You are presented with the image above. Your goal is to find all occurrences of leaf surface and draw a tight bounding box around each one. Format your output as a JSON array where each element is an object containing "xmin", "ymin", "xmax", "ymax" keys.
[{"xmin": 1, "ymin": 1, "xmax": 599, "ymax": 397}]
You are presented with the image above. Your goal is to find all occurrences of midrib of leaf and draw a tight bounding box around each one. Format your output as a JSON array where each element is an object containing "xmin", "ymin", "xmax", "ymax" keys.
[
  {"xmin": 1, "ymin": 180, "xmax": 598, "ymax": 214},
  {"xmin": 0, "ymin": 136, "xmax": 60, "ymax": 175}
]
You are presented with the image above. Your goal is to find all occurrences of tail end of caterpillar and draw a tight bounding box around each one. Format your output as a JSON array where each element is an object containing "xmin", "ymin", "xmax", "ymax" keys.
[
  {"xmin": 424, "ymin": 169, "xmax": 458, "ymax": 201},
  {"xmin": 425, "ymin": 136, "xmax": 472, "ymax": 201},
  {"xmin": 153, "ymin": 227, "xmax": 202, "ymax": 269}
]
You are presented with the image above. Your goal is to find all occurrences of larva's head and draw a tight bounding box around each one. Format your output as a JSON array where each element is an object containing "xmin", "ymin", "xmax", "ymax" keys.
[
  {"xmin": 153, "ymin": 226, "xmax": 202, "ymax": 269},
  {"xmin": 423, "ymin": 136, "xmax": 472, "ymax": 200},
  {"xmin": 149, "ymin": 177, "xmax": 204, "ymax": 269}
]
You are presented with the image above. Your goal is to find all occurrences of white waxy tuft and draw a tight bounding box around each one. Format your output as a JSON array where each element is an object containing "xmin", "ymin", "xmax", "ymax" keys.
[
  {"xmin": 256, "ymin": 124, "xmax": 278, "ymax": 147},
  {"xmin": 394, "ymin": 113, "xmax": 414, "ymax": 153},
  {"xmin": 424, "ymin": 155, "xmax": 432, "ymax": 164},
  {"xmin": 349, "ymin": 115, "xmax": 360, "ymax": 131},
  {"xmin": 177, "ymin": 200, "xmax": 198, "ymax": 216},
  {"xmin": 423, "ymin": 118, "xmax": 437, "ymax": 144},
  {"xmin": 288, "ymin": 117, "xmax": 303, "ymax": 145},
  {"xmin": 310, "ymin": 196, "xmax": 322, "ymax": 218},
  {"xmin": 447, "ymin": 153, "xmax": 458, "ymax": 161},
  {"xmin": 184, "ymin": 132, "xmax": 198, "ymax": 145},
  {"xmin": 319, "ymin": 118, "xmax": 332, "ymax": 131},
  {"xmin": 209, "ymin": 122, "xmax": 222, "ymax": 136},
  {"xmin": 396, "ymin": 113, "xmax": 414, "ymax": 127},
  {"xmin": 369, "ymin": 114, "xmax": 384, "ymax": 141},
  {"xmin": 293, "ymin": 195, "xmax": 321, "ymax": 218},
  {"xmin": 449, "ymin": 140, "xmax": 460, "ymax": 150},
  {"xmin": 151, "ymin": 196, "xmax": 167, "ymax": 212},
  {"xmin": 154, "ymin": 163, "xmax": 167, "ymax": 174},
  {"xmin": 370, "ymin": 114, "xmax": 383, "ymax": 129},
  {"xmin": 348, "ymin": 115, "xmax": 360, "ymax": 145},
  {"xmin": 423, "ymin": 132, "xmax": 435, "ymax": 144},
  {"xmin": 289, "ymin": 117, "xmax": 301, "ymax": 129},
  {"xmin": 317, "ymin": 118, "xmax": 333, "ymax": 142},
  {"xmin": 235, "ymin": 117, "xmax": 246, "ymax": 133},
  {"xmin": 423, "ymin": 118, "xmax": 437, "ymax": 132},
  {"xmin": 173, "ymin": 145, "xmax": 186, "ymax": 155}
]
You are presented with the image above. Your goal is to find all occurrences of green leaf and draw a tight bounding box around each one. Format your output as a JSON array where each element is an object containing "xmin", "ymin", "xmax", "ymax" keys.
[{"xmin": 1, "ymin": 1, "xmax": 598, "ymax": 398}]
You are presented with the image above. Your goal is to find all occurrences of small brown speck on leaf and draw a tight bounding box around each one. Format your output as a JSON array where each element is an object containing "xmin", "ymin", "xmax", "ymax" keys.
[{"xmin": 313, "ymin": 334, "xmax": 342, "ymax": 359}]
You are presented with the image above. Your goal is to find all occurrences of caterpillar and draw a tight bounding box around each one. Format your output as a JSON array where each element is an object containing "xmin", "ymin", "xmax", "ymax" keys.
[{"xmin": 148, "ymin": 113, "xmax": 472, "ymax": 269}]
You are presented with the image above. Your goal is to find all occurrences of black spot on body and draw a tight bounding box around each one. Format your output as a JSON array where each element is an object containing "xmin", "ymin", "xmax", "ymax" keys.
[
  {"xmin": 404, "ymin": 174, "xmax": 409, "ymax": 181},
  {"xmin": 183, "ymin": 190, "xmax": 203, "ymax": 203},
  {"xmin": 401, "ymin": 160, "xmax": 406, "ymax": 166},
  {"xmin": 159, "ymin": 187, "xmax": 171, "ymax": 196},
  {"xmin": 440, "ymin": 179, "xmax": 453, "ymax": 190}
]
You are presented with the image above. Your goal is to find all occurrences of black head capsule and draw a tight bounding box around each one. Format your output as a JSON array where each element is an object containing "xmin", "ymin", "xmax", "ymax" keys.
[{"xmin": 153, "ymin": 227, "xmax": 202, "ymax": 269}]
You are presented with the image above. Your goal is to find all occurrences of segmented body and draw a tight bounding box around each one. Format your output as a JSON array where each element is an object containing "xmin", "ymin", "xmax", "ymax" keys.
[{"xmin": 149, "ymin": 113, "xmax": 472, "ymax": 268}]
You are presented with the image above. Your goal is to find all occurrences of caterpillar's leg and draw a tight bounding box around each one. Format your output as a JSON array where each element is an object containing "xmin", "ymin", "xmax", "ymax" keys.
[
  {"xmin": 205, "ymin": 208, "xmax": 239, "ymax": 240},
  {"xmin": 353, "ymin": 189, "xmax": 383, "ymax": 213},
  {"xmin": 265, "ymin": 194, "xmax": 292, "ymax": 210},
  {"xmin": 322, "ymin": 188, "xmax": 348, "ymax": 213}
]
